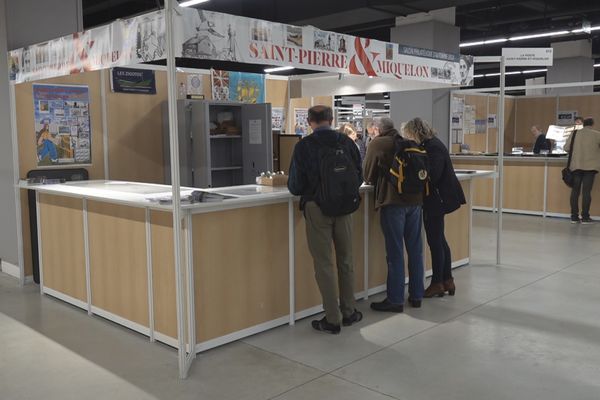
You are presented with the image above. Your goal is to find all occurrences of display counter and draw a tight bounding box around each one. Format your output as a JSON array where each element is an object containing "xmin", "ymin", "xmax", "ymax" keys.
[
  {"xmin": 21, "ymin": 171, "xmax": 492, "ymax": 352},
  {"xmin": 451, "ymin": 155, "xmax": 600, "ymax": 218}
]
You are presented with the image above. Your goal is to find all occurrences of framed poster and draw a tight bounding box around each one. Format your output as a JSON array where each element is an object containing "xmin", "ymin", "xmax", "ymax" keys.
[
  {"xmin": 272, "ymin": 107, "xmax": 284, "ymax": 131},
  {"xmin": 294, "ymin": 108, "xmax": 308, "ymax": 136},
  {"xmin": 33, "ymin": 84, "xmax": 92, "ymax": 166}
]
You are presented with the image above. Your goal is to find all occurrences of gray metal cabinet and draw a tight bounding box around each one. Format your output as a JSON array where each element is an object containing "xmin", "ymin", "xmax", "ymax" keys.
[{"xmin": 163, "ymin": 100, "xmax": 272, "ymax": 188}]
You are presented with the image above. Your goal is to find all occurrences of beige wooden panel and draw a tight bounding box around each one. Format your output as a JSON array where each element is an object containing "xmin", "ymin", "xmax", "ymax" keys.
[
  {"xmin": 546, "ymin": 163, "xmax": 571, "ymax": 215},
  {"xmin": 313, "ymin": 96, "xmax": 333, "ymax": 108},
  {"xmin": 150, "ymin": 210, "xmax": 177, "ymax": 339},
  {"xmin": 279, "ymin": 135, "xmax": 301, "ymax": 174},
  {"xmin": 20, "ymin": 190, "xmax": 34, "ymax": 276},
  {"xmin": 465, "ymin": 94, "xmax": 489, "ymax": 120},
  {"xmin": 451, "ymin": 159, "xmax": 496, "ymax": 208},
  {"xmin": 16, "ymin": 72, "xmax": 105, "ymax": 277},
  {"xmin": 193, "ymin": 204, "xmax": 289, "ymax": 342},
  {"xmin": 293, "ymin": 198, "xmax": 366, "ymax": 312},
  {"xmin": 488, "ymin": 96, "xmax": 517, "ymax": 152},
  {"xmin": 368, "ymin": 205, "xmax": 387, "ymax": 289},
  {"xmin": 451, "ymin": 144, "xmax": 461, "ymax": 154},
  {"xmin": 288, "ymin": 97, "xmax": 311, "ymax": 134},
  {"xmin": 557, "ymin": 94, "xmax": 600, "ymax": 124},
  {"xmin": 106, "ymin": 70, "xmax": 168, "ymax": 184},
  {"xmin": 503, "ymin": 161, "xmax": 545, "ymax": 212},
  {"xmin": 446, "ymin": 181, "xmax": 471, "ymax": 261},
  {"xmin": 514, "ymin": 96, "xmax": 557, "ymax": 150},
  {"xmin": 39, "ymin": 194, "xmax": 86, "ymax": 302},
  {"xmin": 547, "ymin": 162, "xmax": 600, "ymax": 217},
  {"xmin": 464, "ymin": 134, "xmax": 487, "ymax": 153},
  {"xmin": 88, "ymin": 201, "xmax": 149, "ymax": 327},
  {"xmin": 266, "ymin": 79, "xmax": 288, "ymax": 108}
]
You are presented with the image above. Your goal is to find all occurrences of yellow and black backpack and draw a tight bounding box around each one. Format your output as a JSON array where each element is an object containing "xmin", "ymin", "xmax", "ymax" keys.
[{"xmin": 388, "ymin": 136, "xmax": 430, "ymax": 195}]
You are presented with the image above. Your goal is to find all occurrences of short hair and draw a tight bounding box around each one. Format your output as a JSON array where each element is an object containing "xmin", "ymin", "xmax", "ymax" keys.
[
  {"xmin": 308, "ymin": 105, "xmax": 333, "ymax": 124},
  {"xmin": 404, "ymin": 117, "xmax": 435, "ymax": 141},
  {"xmin": 339, "ymin": 123, "xmax": 357, "ymax": 137},
  {"xmin": 365, "ymin": 120, "xmax": 376, "ymax": 129},
  {"xmin": 376, "ymin": 117, "xmax": 395, "ymax": 133},
  {"xmin": 583, "ymin": 117, "xmax": 594, "ymax": 127},
  {"xmin": 574, "ymin": 116, "xmax": 584, "ymax": 123}
]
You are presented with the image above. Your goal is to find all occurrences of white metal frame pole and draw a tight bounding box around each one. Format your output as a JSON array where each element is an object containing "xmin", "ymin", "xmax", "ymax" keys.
[
  {"xmin": 165, "ymin": 0, "xmax": 188, "ymax": 379},
  {"xmin": 496, "ymin": 56, "xmax": 506, "ymax": 265}
]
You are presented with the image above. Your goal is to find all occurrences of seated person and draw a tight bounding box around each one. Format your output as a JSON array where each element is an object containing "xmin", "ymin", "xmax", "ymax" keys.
[{"xmin": 531, "ymin": 125, "xmax": 552, "ymax": 154}]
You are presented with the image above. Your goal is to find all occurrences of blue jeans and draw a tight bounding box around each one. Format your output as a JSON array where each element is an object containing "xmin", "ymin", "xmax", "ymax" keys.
[
  {"xmin": 380, "ymin": 205, "xmax": 424, "ymax": 304},
  {"xmin": 38, "ymin": 139, "xmax": 58, "ymax": 161}
]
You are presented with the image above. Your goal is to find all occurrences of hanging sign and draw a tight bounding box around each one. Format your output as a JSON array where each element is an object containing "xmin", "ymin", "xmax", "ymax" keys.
[
  {"xmin": 8, "ymin": 9, "xmax": 473, "ymax": 87},
  {"xmin": 502, "ymin": 48, "xmax": 553, "ymax": 66},
  {"xmin": 111, "ymin": 67, "xmax": 156, "ymax": 94}
]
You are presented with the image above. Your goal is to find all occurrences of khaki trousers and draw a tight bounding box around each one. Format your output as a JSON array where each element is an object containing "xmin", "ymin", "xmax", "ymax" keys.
[{"xmin": 304, "ymin": 201, "xmax": 357, "ymax": 325}]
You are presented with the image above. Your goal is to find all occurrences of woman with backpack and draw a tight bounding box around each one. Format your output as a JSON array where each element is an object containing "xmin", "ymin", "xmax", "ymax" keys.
[{"xmin": 402, "ymin": 118, "xmax": 466, "ymax": 298}]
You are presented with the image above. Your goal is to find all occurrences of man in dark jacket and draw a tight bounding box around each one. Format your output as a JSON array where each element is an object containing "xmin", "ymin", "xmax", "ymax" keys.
[{"xmin": 288, "ymin": 105, "xmax": 363, "ymax": 334}]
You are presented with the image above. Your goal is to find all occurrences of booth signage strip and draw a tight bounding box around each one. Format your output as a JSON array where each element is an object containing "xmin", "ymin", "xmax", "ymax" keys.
[{"xmin": 8, "ymin": 8, "xmax": 473, "ymax": 86}]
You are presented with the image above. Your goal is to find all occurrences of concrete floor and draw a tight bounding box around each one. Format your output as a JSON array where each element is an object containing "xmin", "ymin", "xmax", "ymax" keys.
[{"xmin": 1, "ymin": 211, "xmax": 600, "ymax": 400}]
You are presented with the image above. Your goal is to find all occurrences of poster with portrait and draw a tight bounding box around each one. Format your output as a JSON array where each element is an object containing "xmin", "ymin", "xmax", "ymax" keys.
[{"xmin": 33, "ymin": 84, "xmax": 91, "ymax": 166}]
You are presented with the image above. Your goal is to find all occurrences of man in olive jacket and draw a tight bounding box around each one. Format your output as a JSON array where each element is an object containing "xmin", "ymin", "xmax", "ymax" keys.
[
  {"xmin": 363, "ymin": 118, "xmax": 424, "ymax": 312},
  {"xmin": 564, "ymin": 118, "xmax": 600, "ymax": 223}
]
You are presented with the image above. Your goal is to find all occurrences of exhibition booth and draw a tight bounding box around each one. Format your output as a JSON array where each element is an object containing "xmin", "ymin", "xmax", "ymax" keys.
[
  {"xmin": 450, "ymin": 84, "xmax": 600, "ymax": 218},
  {"xmin": 6, "ymin": 1, "xmax": 489, "ymax": 377}
]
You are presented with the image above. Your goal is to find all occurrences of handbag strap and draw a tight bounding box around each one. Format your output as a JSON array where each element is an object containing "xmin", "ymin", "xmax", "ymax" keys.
[{"xmin": 567, "ymin": 129, "xmax": 578, "ymax": 169}]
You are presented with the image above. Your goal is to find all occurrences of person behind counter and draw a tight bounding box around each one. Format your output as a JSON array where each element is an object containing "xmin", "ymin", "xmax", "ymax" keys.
[
  {"xmin": 401, "ymin": 118, "xmax": 466, "ymax": 298},
  {"xmin": 363, "ymin": 118, "xmax": 424, "ymax": 312},
  {"xmin": 288, "ymin": 105, "xmax": 363, "ymax": 334},
  {"xmin": 339, "ymin": 123, "xmax": 366, "ymax": 161},
  {"xmin": 531, "ymin": 125, "xmax": 552, "ymax": 154},
  {"xmin": 564, "ymin": 118, "xmax": 600, "ymax": 224}
]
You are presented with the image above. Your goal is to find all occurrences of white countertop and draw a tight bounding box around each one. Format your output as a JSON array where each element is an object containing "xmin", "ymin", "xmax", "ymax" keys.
[
  {"xmin": 18, "ymin": 171, "xmax": 494, "ymax": 212},
  {"xmin": 451, "ymin": 154, "xmax": 568, "ymax": 163}
]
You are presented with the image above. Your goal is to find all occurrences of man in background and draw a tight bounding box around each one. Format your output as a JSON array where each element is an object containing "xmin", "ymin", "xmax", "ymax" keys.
[
  {"xmin": 565, "ymin": 118, "xmax": 600, "ymax": 224},
  {"xmin": 531, "ymin": 125, "xmax": 552, "ymax": 154},
  {"xmin": 365, "ymin": 120, "xmax": 380, "ymax": 148}
]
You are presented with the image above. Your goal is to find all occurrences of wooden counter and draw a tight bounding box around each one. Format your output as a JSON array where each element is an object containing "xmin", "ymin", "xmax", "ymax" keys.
[
  {"xmin": 28, "ymin": 177, "xmax": 484, "ymax": 353},
  {"xmin": 451, "ymin": 155, "xmax": 600, "ymax": 218}
]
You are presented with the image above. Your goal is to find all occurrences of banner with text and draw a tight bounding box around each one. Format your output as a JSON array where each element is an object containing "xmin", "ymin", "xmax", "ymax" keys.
[{"xmin": 9, "ymin": 8, "xmax": 472, "ymax": 87}]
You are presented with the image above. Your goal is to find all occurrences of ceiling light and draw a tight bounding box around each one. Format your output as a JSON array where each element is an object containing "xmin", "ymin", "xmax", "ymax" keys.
[
  {"xmin": 179, "ymin": 0, "xmax": 210, "ymax": 7},
  {"xmin": 264, "ymin": 66, "xmax": 294, "ymax": 73},
  {"xmin": 474, "ymin": 74, "xmax": 485, "ymax": 78},
  {"xmin": 485, "ymin": 72, "xmax": 501, "ymax": 77},
  {"xmin": 484, "ymin": 38, "xmax": 509, "ymax": 44},
  {"xmin": 460, "ymin": 41, "xmax": 484, "ymax": 48},
  {"xmin": 571, "ymin": 26, "xmax": 600, "ymax": 33},
  {"xmin": 594, "ymin": 63, "xmax": 600, "ymax": 67},
  {"xmin": 522, "ymin": 68, "xmax": 548, "ymax": 74},
  {"xmin": 509, "ymin": 30, "xmax": 569, "ymax": 41}
]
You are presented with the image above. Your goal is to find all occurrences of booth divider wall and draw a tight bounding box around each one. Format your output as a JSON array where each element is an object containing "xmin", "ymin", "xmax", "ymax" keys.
[{"xmin": 13, "ymin": 67, "xmax": 328, "ymax": 278}]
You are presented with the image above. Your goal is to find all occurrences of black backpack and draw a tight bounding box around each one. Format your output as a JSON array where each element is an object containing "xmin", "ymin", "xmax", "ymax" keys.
[
  {"xmin": 388, "ymin": 136, "xmax": 430, "ymax": 195},
  {"xmin": 310, "ymin": 134, "xmax": 361, "ymax": 217}
]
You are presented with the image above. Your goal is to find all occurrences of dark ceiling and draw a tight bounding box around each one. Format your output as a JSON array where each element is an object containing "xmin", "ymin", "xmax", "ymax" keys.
[{"xmin": 82, "ymin": 0, "xmax": 600, "ymax": 88}]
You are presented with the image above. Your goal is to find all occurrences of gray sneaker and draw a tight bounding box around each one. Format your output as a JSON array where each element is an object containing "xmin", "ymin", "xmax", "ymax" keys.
[{"xmin": 581, "ymin": 218, "xmax": 594, "ymax": 225}]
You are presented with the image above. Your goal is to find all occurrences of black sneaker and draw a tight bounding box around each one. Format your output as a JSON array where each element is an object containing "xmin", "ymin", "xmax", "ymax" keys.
[
  {"xmin": 571, "ymin": 216, "xmax": 581, "ymax": 224},
  {"xmin": 408, "ymin": 298, "xmax": 422, "ymax": 308},
  {"xmin": 370, "ymin": 298, "xmax": 404, "ymax": 313},
  {"xmin": 342, "ymin": 310, "xmax": 363, "ymax": 326},
  {"xmin": 311, "ymin": 317, "xmax": 341, "ymax": 334},
  {"xmin": 582, "ymin": 218, "xmax": 594, "ymax": 225}
]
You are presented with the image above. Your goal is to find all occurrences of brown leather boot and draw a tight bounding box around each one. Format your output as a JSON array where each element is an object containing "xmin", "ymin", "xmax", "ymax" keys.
[
  {"xmin": 443, "ymin": 278, "xmax": 456, "ymax": 296},
  {"xmin": 424, "ymin": 282, "xmax": 445, "ymax": 298}
]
